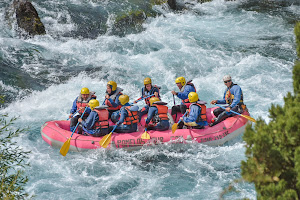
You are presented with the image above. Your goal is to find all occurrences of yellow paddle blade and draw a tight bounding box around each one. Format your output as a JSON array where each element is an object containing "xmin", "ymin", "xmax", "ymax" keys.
[
  {"xmin": 60, "ymin": 138, "xmax": 71, "ymax": 156},
  {"xmin": 99, "ymin": 132, "xmax": 112, "ymax": 148},
  {"xmin": 241, "ymin": 114, "xmax": 256, "ymax": 123},
  {"xmin": 172, "ymin": 123, "xmax": 178, "ymax": 134},
  {"xmin": 141, "ymin": 131, "xmax": 150, "ymax": 140}
]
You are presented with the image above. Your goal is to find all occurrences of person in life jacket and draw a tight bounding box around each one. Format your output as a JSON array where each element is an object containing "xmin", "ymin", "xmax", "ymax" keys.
[
  {"xmin": 77, "ymin": 99, "xmax": 109, "ymax": 137},
  {"xmin": 171, "ymin": 76, "xmax": 196, "ymax": 122},
  {"xmin": 105, "ymin": 81, "xmax": 123, "ymax": 118},
  {"xmin": 145, "ymin": 97, "xmax": 170, "ymax": 131},
  {"xmin": 210, "ymin": 75, "xmax": 245, "ymax": 126},
  {"xmin": 134, "ymin": 77, "xmax": 161, "ymax": 121},
  {"xmin": 69, "ymin": 87, "xmax": 96, "ymax": 132},
  {"xmin": 114, "ymin": 95, "xmax": 139, "ymax": 133},
  {"xmin": 178, "ymin": 92, "xmax": 208, "ymax": 129}
]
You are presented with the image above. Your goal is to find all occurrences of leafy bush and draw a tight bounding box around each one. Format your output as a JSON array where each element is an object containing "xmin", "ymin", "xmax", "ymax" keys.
[
  {"xmin": 241, "ymin": 22, "xmax": 300, "ymax": 199},
  {"xmin": 0, "ymin": 109, "xmax": 31, "ymax": 199}
]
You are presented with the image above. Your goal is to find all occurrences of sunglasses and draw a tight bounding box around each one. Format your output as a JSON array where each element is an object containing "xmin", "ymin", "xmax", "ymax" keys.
[{"xmin": 224, "ymin": 80, "xmax": 231, "ymax": 83}]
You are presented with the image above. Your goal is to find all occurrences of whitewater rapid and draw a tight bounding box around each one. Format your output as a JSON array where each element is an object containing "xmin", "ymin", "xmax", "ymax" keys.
[{"xmin": 1, "ymin": 0, "xmax": 299, "ymax": 199}]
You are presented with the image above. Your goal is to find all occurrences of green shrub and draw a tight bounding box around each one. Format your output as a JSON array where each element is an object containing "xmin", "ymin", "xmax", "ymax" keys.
[
  {"xmin": 0, "ymin": 111, "xmax": 31, "ymax": 199},
  {"xmin": 241, "ymin": 22, "xmax": 300, "ymax": 199}
]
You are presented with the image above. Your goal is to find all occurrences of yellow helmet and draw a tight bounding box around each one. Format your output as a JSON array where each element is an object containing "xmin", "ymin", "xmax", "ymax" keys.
[
  {"xmin": 107, "ymin": 81, "xmax": 117, "ymax": 91},
  {"xmin": 175, "ymin": 77, "xmax": 186, "ymax": 86},
  {"xmin": 188, "ymin": 92, "xmax": 198, "ymax": 103},
  {"xmin": 119, "ymin": 95, "xmax": 129, "ymax": 105},
  {"xmin": 149, "ymin": 97, "xmax": 160, "ymax": 106},
  {"xmin": 144, "ymin": 77, "xmax": 152, "ymax": 85},
  {"xmin": 81, "ymin": 87, "xmax": 90, "ymax": 94},
  {"xmin": 88, "ymin": 99, "xmax": 99, "ymax": 110}
]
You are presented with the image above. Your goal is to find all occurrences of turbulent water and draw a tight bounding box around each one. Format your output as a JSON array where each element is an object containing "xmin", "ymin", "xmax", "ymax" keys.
[{"xmin": 1, "ymin": 0, "xmax": 300, "ymax": 199}]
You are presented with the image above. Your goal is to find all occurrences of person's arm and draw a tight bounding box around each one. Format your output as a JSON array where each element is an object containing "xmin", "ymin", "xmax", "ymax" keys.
[
  {"xmin": 145, "ymin": 107, "xmax": 156, "ymax": 124},
  {"xmin": 108, "ymin": 95, "xmax": 119, "ymax": 108},
  {"xmin": 151, "ymin": 87, "xmax": 159, "ymax": 97},
  {"xmin": 81, "ymin": 112, "xmax": 97, "ymax": 129},
  {"xmin": 70, "ymin": 98, "xmax": 78, "ymax": 114},
  {"xmin": 177, "ymin": 85, "xmax": 194, "ymax": 100},
  {"xmin": 183, "ymin": 106, "xmax": 199, "ymax": 122},
  {"xmin": 230, "ymin": 86, "xmax": 242, "ymax": 108},
  {"xmin": 116, "ymin": 108, "xmax": 127, "ymax": 125}
]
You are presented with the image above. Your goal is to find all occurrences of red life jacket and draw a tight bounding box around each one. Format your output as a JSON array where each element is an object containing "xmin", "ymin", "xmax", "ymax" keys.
[
  {"xmin": 105, "ymin": 89, "xmax": 123, "ymax": 111},
  {"xmin": 123, "ymin": 106, "xmax": 139, "ymax": 125},
  {"xmin": 181, "ymin": 82, "xmax": 197, "ymax": 107},
  {"xmin": 76, "ymin": 93, "xmax": 96, "ymax": 116},
  {"xmin": 142, "ymin": 85, "xmax": 161, "ymax": 106},
  {"xmin": 105, "ymin": 98, "xmax": 122, "ymax": 111},
  {"xmin": 93, "ymin": 108, "xmax": 109, "ymax": 129},
  {"xmin": 188, "ymin": 102, "xmax": 207, "ymax": 122}
]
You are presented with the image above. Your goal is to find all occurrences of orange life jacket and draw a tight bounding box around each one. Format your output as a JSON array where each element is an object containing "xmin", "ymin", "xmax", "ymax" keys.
[
  {"xmin": 123, "ymin": 106, "xmax": 139, "ymax": 125},
  {"xmin": 151, "ymin": 104, "xmax": 169, "ymax": 122},
  {"xmin": 189, "ymin": 102, "xmax": 207, "ymax": 122},
  {"xmin": 93, "ymin": 108, "xmax": 109, "ymax": 129}
]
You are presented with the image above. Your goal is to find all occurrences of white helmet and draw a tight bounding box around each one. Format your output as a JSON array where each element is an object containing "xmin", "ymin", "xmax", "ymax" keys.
[{"xmin": 223, "ymin": 75, "xmax": 231, "ymax": 82}]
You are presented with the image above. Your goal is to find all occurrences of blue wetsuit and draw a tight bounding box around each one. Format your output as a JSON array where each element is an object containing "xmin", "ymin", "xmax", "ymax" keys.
[
  {"xmin": 177, "ymin": 84, "xmax": 195, "ymax": 105},
  {"xmin": 171, "ymin": 84, "xmax": 196, "ymax": 118},
  {"xmin": 212, "ymin": 83, "xmax": 244, "ymax": 125},
  {"xmin": 69, "ymin": 94, "xmax": 95, "ymax": 132},
  {"xmin": 139, "ymin": 86, "xmax": 160, "ymax": 120}
]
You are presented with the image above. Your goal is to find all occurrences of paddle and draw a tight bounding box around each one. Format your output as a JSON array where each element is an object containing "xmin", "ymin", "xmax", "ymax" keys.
[
  {"xmin": 67, "ymin": 110, "xmax": 79, "ymax": 120},
  {"xmin": 215, "ymin": 104, "xmax": 256, "ymax": 123},
  {"xmin": 99, "ymin": 125, "xmax": 118, "ymax": 148},
  {"xmin": 141, "ymin": 128, "xmax": 150, "ymax": 140},
  {"xmin": 133, "ymin": 94, "xmax": 155, "ymax": 105},
  {"xmin": 172, "ymin": 111, "xmax": 188, "ymax": 134},
  {"xmin": 102, "ymin": 99, "xmax": 106, "ymax": 105},
  {"xmin": 173, "ymin": 94, "xmax": 176, "ymax": 105},
  {"xmin": 60, "ymin": 107, "xmax": 88, "ymax": 156}
]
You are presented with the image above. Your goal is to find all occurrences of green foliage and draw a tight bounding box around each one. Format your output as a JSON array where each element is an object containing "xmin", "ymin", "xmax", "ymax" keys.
[
  {"xmin": 295, "ymin": 22, "xmax": 300, "ymax": 59},
  {"xmin": 0, "ymin": 95, "xmax": 4, "ymax": 104},
  {"xmin": 241, "ymin": 22, "xmax": 300, "ymax": 199},
  {"xmin": 0, "ymin": 114, "xmax": 31, "ymax": 199}
]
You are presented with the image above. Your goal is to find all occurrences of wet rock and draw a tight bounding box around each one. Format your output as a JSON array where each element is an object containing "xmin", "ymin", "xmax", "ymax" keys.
[
  {"xmin": 112, "ymin": 9, "xmax": 157, "ymax": 36},
  {"xmin": 151, "ymin": 0, "xmax": 177, "ymax": 10},
  {"xmin": 6, "ymin": 0, "xmax": 46, "ymax": 37},
  {"xmin": 167, "ymin": 0, "xmax": 177, "ymax": 10}
]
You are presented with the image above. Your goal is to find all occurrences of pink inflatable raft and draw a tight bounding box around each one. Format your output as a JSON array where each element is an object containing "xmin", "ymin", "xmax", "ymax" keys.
[{"xmin": 41, "ymin": 108, "xmax": 252, "ymax": 152}]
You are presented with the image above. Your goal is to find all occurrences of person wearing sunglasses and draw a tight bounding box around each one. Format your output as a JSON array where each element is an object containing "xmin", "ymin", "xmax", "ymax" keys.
[{"xmin": 210, "ymin": 75, "xmax": 245, "ymax": 126}]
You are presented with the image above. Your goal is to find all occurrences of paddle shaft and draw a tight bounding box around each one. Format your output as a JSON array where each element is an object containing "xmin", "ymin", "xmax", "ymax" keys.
[
  {"xmin": 102, "ymin": 99, "xmax": 106, "ymax": 105},
  {"xmin": 111, "ymin": 125, "xmax": 117, "ymax": 133},
  {"xmin": 135, "ymin": 94, "xmax": 155, "ymax": 103},
  {"xmin": 215, "ymin": 104, "xmax": 240, "ymax": 116},
  {"xmin": 178, "ymin": 111, "xmax": 188, "ymax": 124},
  {"xmin": 67, "ymin": 110, "xmax": 79, "ymax": 120},
  {"xmin": 70, "ymin": 107, "xmax": 88, "ymax": 138},
  {"xmin": 173, "ymin": 94, "xmax": 175, "ymax": 106}
]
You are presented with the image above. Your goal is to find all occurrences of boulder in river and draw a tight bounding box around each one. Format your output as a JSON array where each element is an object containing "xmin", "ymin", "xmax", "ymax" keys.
[{"xmin": 6, "ymin": 0, "xmax": 46, "ymax": 37}]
